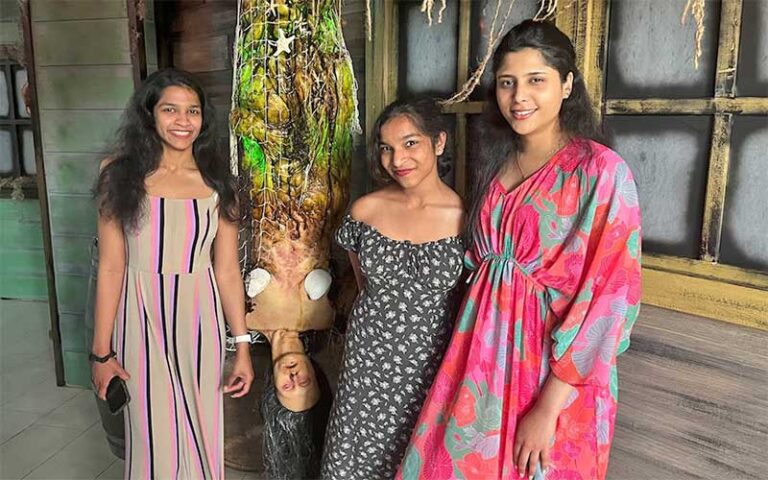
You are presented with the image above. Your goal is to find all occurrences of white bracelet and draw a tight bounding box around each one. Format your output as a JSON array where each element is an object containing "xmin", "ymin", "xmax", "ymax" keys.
[{"xmin": 232, "ymin": 334, "xmax": 252, "ymax": 344}]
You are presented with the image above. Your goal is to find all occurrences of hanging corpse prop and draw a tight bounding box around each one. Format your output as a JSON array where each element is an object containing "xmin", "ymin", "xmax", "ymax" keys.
[
  {"xmin": 232, "ymin": 0, "xmax": 359, "ymax": 334},
  {"xmin": 226, "ymin": 0, "xmax": 359, "ymax": 474}
]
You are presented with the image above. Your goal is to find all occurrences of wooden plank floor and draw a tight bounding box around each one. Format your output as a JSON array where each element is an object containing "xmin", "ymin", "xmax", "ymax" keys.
[{"xmin": 607, "ymin": 305, "xmax": 768, "ymax": 479}]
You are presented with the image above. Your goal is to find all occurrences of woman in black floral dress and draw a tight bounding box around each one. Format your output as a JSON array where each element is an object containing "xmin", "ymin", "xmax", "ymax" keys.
[{"xmin": 321, "ymin": 97, "xmax": 465, "ymax": 479}]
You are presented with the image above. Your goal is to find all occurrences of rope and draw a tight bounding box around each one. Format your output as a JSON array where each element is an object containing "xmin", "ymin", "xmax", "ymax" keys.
[{"xmin": 441, "ymin": 0, "xmax": 518, "ymax": 105}]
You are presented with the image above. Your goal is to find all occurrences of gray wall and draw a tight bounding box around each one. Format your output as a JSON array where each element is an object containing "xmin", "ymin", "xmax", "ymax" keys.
[{"xmin": 30, "ymin": 0, "xmax": 134, "ymax": 386}]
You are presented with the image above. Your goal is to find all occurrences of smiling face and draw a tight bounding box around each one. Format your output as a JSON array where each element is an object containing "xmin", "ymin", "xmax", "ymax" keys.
[
  {"xmin": 495, "ymin": 48, "xmax": 573, "ymax": 141},
  {"xmin": 378, "ymin": 114, "xmax": 446, "ymax": 189},
  {"xmin": 153, "ymin": 85, "xmax": 203, "ymax": 154},
  {"xmin": 273, "ymin": 352, "xmax": 320, "ymax": 412}
]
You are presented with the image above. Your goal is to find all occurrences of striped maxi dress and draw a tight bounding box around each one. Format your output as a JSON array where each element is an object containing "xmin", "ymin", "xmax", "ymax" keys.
[{"xmin": 113, "ymin": 193, "xmax": 225, "ymax": 479}]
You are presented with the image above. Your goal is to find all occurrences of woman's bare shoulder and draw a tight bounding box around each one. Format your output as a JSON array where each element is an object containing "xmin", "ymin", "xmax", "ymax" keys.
[{"xmin": 349, "ymin": 187, "xmax": 399, "ymax": 222}]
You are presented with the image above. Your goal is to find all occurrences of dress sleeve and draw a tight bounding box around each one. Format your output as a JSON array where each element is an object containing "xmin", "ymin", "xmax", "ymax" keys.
[
  {"xmin": 541, "ymin": 153, "xmax": 642, "ymax": 389},
  {"xmin": 334, "ymin": 215, "xmax": 362, "ymax": 253}
]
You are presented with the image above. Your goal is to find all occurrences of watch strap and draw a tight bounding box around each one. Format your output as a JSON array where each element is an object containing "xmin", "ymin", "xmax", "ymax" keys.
[{"xmin": 89, "ymin": 350, "xmax": 116, "ymax": 363}]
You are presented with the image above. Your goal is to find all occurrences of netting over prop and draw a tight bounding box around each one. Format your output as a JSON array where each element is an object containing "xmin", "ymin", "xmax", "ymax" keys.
[
  {"xmin": 230, "ymin": 0, "xmax": 360, "ymax": 330},
  {"xmin": 231, "ymin": 0, "xmax": 361, "ymax": 272}
]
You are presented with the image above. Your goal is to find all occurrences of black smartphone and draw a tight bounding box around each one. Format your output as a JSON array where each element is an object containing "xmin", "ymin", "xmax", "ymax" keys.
[{"xmin": 105, "ymin": 376, "xmax": 130, "ymax": 415}]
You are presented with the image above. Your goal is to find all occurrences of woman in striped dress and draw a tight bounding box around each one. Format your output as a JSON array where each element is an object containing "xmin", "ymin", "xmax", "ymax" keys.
[{"xmin": 91, "ymin": 69, "xmax": 254, "ymax": 479}]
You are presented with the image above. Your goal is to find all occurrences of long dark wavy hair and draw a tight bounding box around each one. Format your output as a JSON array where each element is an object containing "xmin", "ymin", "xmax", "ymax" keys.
[
  {"xmin": 95, "ymin": 68, "xmax": 237, "ymax": 231},
  {"xmin": 466, "ymin": 19, "xmax": 604, "ymax": 240},
  {"xmin": 369, "ymin": 96, "xmax": 448, "ymax": 185}
]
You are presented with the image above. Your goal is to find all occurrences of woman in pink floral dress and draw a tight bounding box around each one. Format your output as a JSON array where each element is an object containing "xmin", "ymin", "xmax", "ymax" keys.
[{"xmin": 396, "ymin": 20, "xmax": 641, "ymax": 480}]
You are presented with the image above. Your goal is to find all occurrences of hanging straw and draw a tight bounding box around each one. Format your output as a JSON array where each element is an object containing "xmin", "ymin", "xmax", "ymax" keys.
[
  {"xmin": 533, "ymin": 0, "xmax": 557, "ymax": 21},
  {"xmin": 420, "ymin": 0, "xmax": 448, "ymax": 26},
  {"xmin": 681, "ymin": 0, "xmax": 705, "ymax": 70}
]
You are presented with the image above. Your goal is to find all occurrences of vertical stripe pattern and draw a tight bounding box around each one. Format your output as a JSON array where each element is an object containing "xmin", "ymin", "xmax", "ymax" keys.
[{"xmin": 114, "ymin": 193, "xmax": 223, "ymax": 479}]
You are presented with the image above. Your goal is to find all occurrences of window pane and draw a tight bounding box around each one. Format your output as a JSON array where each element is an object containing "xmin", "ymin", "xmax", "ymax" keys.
[
  {"xmin": 15, "ymin": 69, "xmax": 29, "ymax": 119},
  {"xmin": 398, "ymin": 0, "xmax": 458, "ymax": 97},
  {"xmin": 720, "ymin": 116, "xmax": 768, "ymax": 271},
  {"xmin": 606, "ymin": 0, "xmax": 720, "ymax": 99},
  {"xmin": 468, "ymin": 0, "xmax": 539, "ymax": 101},
  {"xmin": 0, "ymin": 129, "xmax": 13, "ymax": 175},
  {"xmin": 737, "ymin": 0, "xmax": 768, "ymax": 96},
  {"xmin": 606, "ymin": 115, "xmax": 712, "ymax": 258},
  {"xmin": 22, "ymin": 128, "xmax": 36, "ymax": 176},
  {"xmin": 0, "ymin": 70, "xmax": 8, "ymax": 117}
]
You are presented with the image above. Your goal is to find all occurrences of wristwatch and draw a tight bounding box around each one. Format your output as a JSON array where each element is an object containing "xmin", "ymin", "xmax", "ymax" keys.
[
  {"xmin": 89, "ymin": 350, "xmax": 116, "ymax": 363},
  {"xmin": 232, "ymin": 334, "xmax": 252, "ymax": 344}
]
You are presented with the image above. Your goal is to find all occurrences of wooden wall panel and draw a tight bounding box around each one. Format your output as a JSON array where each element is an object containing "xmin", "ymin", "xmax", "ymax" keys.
[
  {"xmin": 30, "ymin": 0, "xmax": 135, "ymax": 386},
  {"xmin": 35, "ymin": 66, "xmax": 134, "ymax": 110},
  {"xmin": 32, "ymin": 19, "xmax": 131, "ymax": 66},
  {"xmin": 0, "ymin": 21, "xmax": 20, "ymax": 44},
  {"xmin": 0, "ymin": 0, "xmax": 21, "ymax": 45},
  {"xmin": 172, "ymin": 34, "xmax": 230, "ymax": 73},
  {"xmin": 608, "ymin": 305, "xmax": 767, "ymax": 479},
  {"xmin": 0, "ymin": 199, "xmax": 47, "ymax": 300},
  {"xmin": 43, "ymin": 153, "xmax": 101, "ymax": 195},
  {"xmin": 29, "ymin": 0, "xmax": 126, "ymax": 21},
  {"xmin": 39, "ymin": 110, "xmax": 122, "ymax": 153},
  {"xmin": 170, "ymin": 0, "xmax": 237, "ymax": 138}
]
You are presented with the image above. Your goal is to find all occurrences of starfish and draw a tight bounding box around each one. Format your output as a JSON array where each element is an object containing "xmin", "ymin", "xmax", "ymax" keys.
[
  {"xmin": 265, "ymin": 0, "xmax": 278, "ymax": 17},
  {"xmin": 273, "ymin": 27, "xmax": 296, "ymax": 57}
]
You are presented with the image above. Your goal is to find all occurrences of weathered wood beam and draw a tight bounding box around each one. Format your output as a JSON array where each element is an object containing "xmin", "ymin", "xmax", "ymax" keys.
[
  {"xmin": 453, "ymin": 0, "xmax": 471, "ymax": 197},
  {"xmin": 364, "ymin": 0, "xmax": 396, "ymax": 133},
  {"xmin": 126, "ymin": 0, "xmax": 147, "ymax": 86},
  {"xmin": 21, "ymin": 0, "xmax": 66, "ymax": 385},
  {"xmin": 442, "ymin": 100, "xmax": 484, "ymax": 115},
  {"xmin": 555, "ymin": 0, "xmax": 608, "ymax": 115},
  {"xmin": 643, "ymin": 253, "xmax": 768, "ymax": 290},
  {"xmin": 605, "ymin": 97, "xmax": 768, "ymax": 115},
  {"xmin": 714, "ymin": 0, "xmax": 743, "ymax": 97},
  {"xmin": 700, "ymin": 114, "xmax": 733, "ymax": 261},
  {"xmin": 642, "ymin": 266, "xmax": 768, "ymax": 331},
  {"xmin": 698, "ymin": 0, "xmax": 744, "ymax": 262}
]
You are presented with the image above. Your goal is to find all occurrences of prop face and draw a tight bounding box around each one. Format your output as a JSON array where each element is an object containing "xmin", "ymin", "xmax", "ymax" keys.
[
  {"xmin": 273, "ymin": 352, "xmax": 319, "ymax": 412},
  {"xmin": 268, "ymin": 329, "xmax": 320, "ymax": 412},
  {"xmin": 231, "ymin": 0, "xmax": 360, "ymax": 332}
]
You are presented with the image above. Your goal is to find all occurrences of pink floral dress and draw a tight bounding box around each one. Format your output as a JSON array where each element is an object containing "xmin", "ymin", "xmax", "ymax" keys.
[{"xmin": 396, "ymin": 138, "xmax": 642, "ymax": 480}]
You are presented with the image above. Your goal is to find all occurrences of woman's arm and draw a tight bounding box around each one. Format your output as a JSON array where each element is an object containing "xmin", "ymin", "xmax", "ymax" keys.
[
  {"xmin": 514, "ymin": 374, "xmax": 575, "ymax": 477},
  {"xmin": 91, "ymin": 211, "xmax": 130, "ymax": 399},
  {"xmin": 213, "ymin": 217, "xmax": 254, "ymax": 398}
]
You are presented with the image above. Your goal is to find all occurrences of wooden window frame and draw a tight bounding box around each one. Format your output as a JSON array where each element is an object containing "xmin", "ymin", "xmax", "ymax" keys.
[
  {"xmin": 0, "ymin": 54, "xmax": 37, "ymax": 198},
  {"xmin": 368, "ymin": 0, "xmax": 768, "ymax": 329}
]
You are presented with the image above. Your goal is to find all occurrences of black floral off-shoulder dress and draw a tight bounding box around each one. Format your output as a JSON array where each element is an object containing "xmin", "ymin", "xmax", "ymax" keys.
[{"xmin": 321, "ymin": 215, "xmax": 464, "ymax": 480}]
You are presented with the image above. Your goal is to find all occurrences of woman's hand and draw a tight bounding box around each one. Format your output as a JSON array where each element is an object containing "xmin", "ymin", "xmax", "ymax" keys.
[
  {"xmin": 223, "ymin": 348, "xmax": 254, "ymax": 398},
  {"xmin": 513, "ymin": 404, "xmax": 559, "ymax": 479},
  {"xmin": 91, "ymin": 358, "xmax": 130, "ymax": 401}
]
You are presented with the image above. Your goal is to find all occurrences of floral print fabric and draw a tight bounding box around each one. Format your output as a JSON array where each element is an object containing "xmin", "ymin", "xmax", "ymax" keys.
[
  {"xmin": 322, "ymin": 216, "xmax": 464, "ymax": 479},
  {"xmin": 397, "ymin": 138, "xmax": 642, "ymax": 480}
]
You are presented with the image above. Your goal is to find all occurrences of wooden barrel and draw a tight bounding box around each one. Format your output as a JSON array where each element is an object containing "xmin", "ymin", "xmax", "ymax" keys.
[
  {"xmin": 223, "ymin": 341, "xmax": 271, "ymax": 472},
  {"xmin": 84, "ymin": 237, "xmax": 126, "ymax": 459}
]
